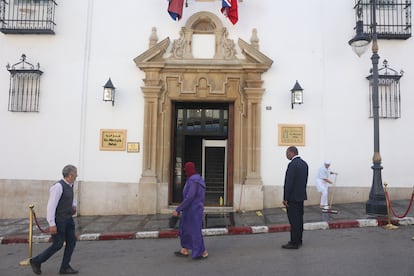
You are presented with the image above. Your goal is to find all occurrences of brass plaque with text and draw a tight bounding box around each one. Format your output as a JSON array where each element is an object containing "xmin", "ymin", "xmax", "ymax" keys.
[
  {"xmin": 127, "ymin": 142, "xmax": 140, "ymax": 153},
  {"xmin": 100, "ymin": 129, "xmax": 127, "ymax": 151},
  {"xmin": 278, "ymin": 124, "xmax": 305, "ymax": 146}
]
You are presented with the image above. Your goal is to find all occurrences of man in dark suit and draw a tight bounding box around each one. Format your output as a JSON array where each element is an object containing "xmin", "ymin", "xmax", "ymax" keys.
[{"xmin": 282, "ymin": 146, "xmax": 308, "ymax": 249}]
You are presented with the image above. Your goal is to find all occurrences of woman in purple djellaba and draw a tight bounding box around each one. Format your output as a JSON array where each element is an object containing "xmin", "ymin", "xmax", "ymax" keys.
[{"xmin": 172, "ymin": 162, "xmax": 208, "ymax": 260}]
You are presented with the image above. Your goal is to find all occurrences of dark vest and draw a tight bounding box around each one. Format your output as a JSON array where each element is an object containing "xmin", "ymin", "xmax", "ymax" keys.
[{"xmin": 55, "ymin": 179, "xmax": 74, "ymax": 223}]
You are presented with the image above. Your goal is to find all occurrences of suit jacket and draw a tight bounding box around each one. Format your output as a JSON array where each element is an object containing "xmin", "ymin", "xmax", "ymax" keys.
[{"xmin": 283, "ymin": 156, "xmax": 309, "ymax": 202}]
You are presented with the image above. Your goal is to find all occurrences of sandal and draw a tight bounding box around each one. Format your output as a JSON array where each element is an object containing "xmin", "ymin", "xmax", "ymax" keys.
[
  {"xmin": 174, "ymin": 250, "xmax": 189, "ymax": 257},
  {"xmin": 193, "ymin": 252, "xmax": 208, "ymax": 260}
]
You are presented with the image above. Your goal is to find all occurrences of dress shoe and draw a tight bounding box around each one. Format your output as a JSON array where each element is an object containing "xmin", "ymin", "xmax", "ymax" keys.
[
  {"xmin": 30, "ymin": 258, "xmax": 41, "ymax": 275},
  {"xmin": 59, "ymin": 266, "xmax": 78, "ymax": 274},
  {"xmin": 282, "ymin": 242, "xmax": 299, "ymax": 249}
]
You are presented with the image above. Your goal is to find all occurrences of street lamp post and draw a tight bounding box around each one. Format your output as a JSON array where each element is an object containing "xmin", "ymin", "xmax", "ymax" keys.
[{"xmin": 349, "ymin": 0, "xmax": 387, "ymax": 216}]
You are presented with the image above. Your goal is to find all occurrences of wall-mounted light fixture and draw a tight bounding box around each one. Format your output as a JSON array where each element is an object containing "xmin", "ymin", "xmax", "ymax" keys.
[
  {"xmin": 103, "ymin": 78, "xmax": 115, "ymax": 106},
  {"xmin": 290, "ymin": 80, "xmax": 303, "ymax": 109}
]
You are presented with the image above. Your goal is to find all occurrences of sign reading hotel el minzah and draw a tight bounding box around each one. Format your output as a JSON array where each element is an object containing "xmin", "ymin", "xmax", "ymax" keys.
[
  {"xmin": 100, "ymin": 129, "xmax": 127, "ymax": 151},
  {"xmin": 278, "ymin": 124, "xmax": 305, "ymax": 146}
]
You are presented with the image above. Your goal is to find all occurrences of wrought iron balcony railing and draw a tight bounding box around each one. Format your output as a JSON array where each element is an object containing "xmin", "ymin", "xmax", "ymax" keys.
[
  {"xmin": 367, "ymin": 60, "xmax": 404, "ymax": 119},
  {"xmin": 6, "ymin": 54, "xmax": 43, "ymax": 112},
  {"xmin": 353, "ymin": 0, "xmax": 412, "ymax": 39},
  {"xmin": 0, "ymin": 0, "xmax": 57, "ymax": 34}
]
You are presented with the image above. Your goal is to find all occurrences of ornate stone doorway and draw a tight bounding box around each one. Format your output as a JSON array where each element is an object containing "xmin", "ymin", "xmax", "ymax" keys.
[{"xmin": 134, "ymin": 11, "xmax": 273, "ymax": 214}]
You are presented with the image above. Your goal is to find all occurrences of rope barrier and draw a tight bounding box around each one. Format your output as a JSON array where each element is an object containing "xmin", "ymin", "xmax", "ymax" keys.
[
  {"xmin": 20, "ymin": 205, "xmax": 50, "ymax": 266},
  {"xmin": 384, "ymin": 186, "xmax": 414, "ymax": 219},
  {"xmin": 32, "ymin": 209, "xmax": 49, "ymax": 234}
]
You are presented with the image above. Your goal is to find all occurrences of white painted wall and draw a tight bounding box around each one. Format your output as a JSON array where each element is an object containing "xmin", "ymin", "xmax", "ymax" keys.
[{"xmin": 1, "ymin": 0, "xmax": 413, "ymax": 217}]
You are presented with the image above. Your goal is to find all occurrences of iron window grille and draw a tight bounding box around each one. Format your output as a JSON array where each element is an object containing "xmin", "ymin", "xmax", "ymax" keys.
[
  {"xmin": 353, "ymin": 0, "xmax": 412, "ymax": 39},
  {"xmin": 367, "ymin": 60, "xmax": 403, "ymax": 119},
  {"xmin": 6, "ymin": 54, "xmax": 43, "ymax": 112},
  {"xmin": 0, "ymin": 0, "xmax": 57, "ymax": 34}
]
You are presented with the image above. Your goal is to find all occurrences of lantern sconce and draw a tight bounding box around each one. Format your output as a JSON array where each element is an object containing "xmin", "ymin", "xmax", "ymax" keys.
[
  {"xmin": 103, "ymin": 78, "xmax": 116, "ymax": 106},
  {"xmin": 290, "ymin": 80, "xmax": 304, "ymax": 109}
]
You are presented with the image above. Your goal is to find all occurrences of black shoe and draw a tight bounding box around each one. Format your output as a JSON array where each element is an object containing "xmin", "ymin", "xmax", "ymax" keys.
[
  {"xmin": 30, "ymin": 258, "xmax": 41, "ymax": 275},
  {"xmin": 59, "ymin": 266, "xmax": 78, "ymax": 274},
  {"xmin": 282, "ymin": 243, "xmax": 299, "ymax": 249}
]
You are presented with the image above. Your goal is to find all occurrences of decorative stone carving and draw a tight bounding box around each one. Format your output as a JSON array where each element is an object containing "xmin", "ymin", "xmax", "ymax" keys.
[
  {"xmin": 171, "ymin": 28, "xmax": 187, "ymax": 59},
  {"xmin": 149, "ymin": 27, "xmax": 158, "ymax": 48},
  {"xmin": 135, "ymin": 11, "xmax": 273, "ymax": 214},
  {"xmin": 250, "ymin": 28, "xmax": 259, "ymax": 50},
  {"xmin": 170, "ymin": 11, "xmax": 237, "ymax": 60},
  {"xmin": 222, "ymin": 28, "xmax": 236, "ymax": 59}
]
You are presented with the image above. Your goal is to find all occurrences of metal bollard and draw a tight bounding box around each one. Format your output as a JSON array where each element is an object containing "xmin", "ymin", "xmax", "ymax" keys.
[
  {"xmin": 383, "ymin": 183, "xmax": 398, "ymax": 231},
  {"xmin": 19, "ymin": 204, "xmax": 34, "ymax": 266}
]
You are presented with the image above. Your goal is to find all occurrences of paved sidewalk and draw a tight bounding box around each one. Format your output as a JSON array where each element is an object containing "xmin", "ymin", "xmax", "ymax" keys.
[{"xmin": 1, "ymin": 200, "xmax": 413, "ymax": 244}]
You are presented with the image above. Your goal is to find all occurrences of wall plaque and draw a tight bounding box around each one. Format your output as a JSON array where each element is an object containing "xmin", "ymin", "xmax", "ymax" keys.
[
  {"xmin": 127, "ymin": 142, "xmax": 140, "ymax": 153},
  {"xmin": 278, "ymin": 124, "xmax": 305, "ymax": 146},
  {"xmin": 100, "ymin": 129, "xmax": 127, "ymax": 151}
]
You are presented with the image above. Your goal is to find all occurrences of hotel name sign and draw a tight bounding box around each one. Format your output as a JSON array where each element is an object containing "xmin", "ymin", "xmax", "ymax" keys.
[
  {"xmin": 278, "ymin": 124, "xmax": 305, "ymax": 146},
  {"xmin": 100, "ymin": 129, "xmax": 127, "ymax": 151}
]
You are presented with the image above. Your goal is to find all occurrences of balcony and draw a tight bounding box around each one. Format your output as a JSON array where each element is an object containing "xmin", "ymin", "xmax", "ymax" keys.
[
  {"xmin": 0, "ymin": 0, "xmax": 57, "ymax": 34},
  {"xmin": 353, "ymin": 0, "xmax": 412, "ymax": 39}
]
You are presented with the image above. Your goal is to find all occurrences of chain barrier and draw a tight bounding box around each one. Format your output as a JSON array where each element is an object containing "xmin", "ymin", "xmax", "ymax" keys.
[
  {"xmin": 32, "ymin": 209, "xmax": 49, "ymax": 234},
  {"xmin": 384, "ymin": 184, "xmax": 414, "ymax": 219}
]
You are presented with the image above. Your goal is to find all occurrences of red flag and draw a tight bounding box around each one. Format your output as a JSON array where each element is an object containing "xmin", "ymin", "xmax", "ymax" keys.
[
  {"xmin": 168, "ymin": 0, "xmax": 184, "ymax": 21},
  {"xmin": 221, "ymin": 0, "xmax": 238, "ymax": 25}
]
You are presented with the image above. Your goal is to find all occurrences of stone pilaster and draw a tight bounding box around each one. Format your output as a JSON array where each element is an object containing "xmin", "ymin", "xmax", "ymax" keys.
[
  {"xmin": 138, "ymin": 74, "xmax": 162, "ymax": 214},
  {"xmin": 240, "ymin": 78, "xmax": 265, "ymax": 210}
]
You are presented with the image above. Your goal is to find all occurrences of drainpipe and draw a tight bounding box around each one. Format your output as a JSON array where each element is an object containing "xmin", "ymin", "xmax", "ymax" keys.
[{"xmin": 77, "ymin": 0, "xmax": 94, "ymax": 215}]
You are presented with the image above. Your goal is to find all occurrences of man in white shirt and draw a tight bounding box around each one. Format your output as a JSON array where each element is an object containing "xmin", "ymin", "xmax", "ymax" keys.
[
  {"xmin": 30, "ymin": 164, "xmax": 78, "ymax": 275},
  {"xmin": 315, "ymin": 161, "xmax": 337, "ymax": 210}
]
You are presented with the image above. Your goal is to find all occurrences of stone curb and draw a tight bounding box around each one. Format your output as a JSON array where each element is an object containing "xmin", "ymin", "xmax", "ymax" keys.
[{"xmin": 2, "ymin": 217, "xmax": 413, "ymax": 245}]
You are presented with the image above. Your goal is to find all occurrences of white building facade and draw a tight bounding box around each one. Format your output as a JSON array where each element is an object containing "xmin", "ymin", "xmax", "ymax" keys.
[{"xmin": 0, "ymin": 0, "xmax": 412, "ymax": 219}]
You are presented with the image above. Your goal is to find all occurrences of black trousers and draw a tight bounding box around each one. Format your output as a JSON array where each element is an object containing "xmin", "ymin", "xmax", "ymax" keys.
[
  {"xmin": 32, "ymin": 217, "xmax": 76, "ymax": 270},
  {"xmin": 286, "ymin": 201, "xmax": 304, "ymax": 245}
]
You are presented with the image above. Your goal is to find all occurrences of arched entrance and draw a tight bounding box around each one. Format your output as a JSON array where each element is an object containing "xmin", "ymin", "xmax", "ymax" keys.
[{"xmin": 134, "ymin": 11, "xmax": 273, "ymax": 214}]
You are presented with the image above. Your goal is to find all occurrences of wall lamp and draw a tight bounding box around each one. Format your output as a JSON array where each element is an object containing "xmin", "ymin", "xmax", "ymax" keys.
[
  {"xmin": 290, "ymin": 80, "xmax": 304, "ymax": 109},
  {"xmin": 103, "ymin": 78, "xmax": 116, "ymax": 106}
]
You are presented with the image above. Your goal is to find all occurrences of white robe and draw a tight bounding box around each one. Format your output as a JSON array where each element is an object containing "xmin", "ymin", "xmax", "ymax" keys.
[{"xmin": 316, "ymin": 166, "xmax": 330, "ymax": 207}]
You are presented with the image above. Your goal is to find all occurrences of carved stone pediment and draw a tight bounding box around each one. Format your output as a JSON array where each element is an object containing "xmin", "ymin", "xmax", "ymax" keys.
[
  {"xmin": 238, "ymin": 38, "xmax": 273, "ymax": 67},
  {"xmin": 134, "ymin": 37, "xmax": 170, "ymax": 64}
]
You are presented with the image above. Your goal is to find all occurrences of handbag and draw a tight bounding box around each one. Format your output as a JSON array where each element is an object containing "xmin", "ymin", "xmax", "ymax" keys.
[{"xmin": 169, "ymin": 215, "xmax": 179, "ymax": 228}]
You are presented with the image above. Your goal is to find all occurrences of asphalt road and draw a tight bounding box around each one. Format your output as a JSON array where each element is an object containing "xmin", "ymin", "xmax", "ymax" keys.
[{"xmin": 1, "ymin": 226, "xmax": 413, "ymax": 276}]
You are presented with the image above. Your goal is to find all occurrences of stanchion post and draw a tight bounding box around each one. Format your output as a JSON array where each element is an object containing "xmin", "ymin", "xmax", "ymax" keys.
[
  {"xmin": 19, "ymin": 204, "xmax": 34, "ymax": 266},
  {"xmin": 383, "ymin": 183, "xmax": 398, "ymax": 230}
]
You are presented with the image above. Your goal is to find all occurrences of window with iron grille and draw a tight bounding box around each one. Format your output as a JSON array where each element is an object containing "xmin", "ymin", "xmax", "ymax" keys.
[
  {"xmin": 353, "ymin": 0, "xmax": 411, "ymax": 39},
  {"xmin": 6, "ymin": 54, "xmax": 43, "ymax": 112},
  {"xmin": 367, "ymin": 60, "xmax": 403, "ymax": 119},
  {"xmin": 0, "ymin": 0, "xmax": 57, "ymax": 34}
]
